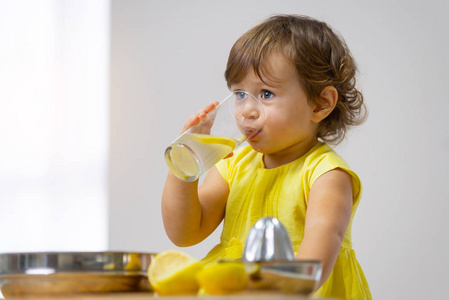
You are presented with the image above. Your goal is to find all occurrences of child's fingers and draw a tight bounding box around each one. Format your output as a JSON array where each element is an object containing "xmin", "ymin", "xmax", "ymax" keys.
[
  {"xmin": 180, "ymin": 101, "xmax": 219, "ymax": 134},
  {"xmin": 200, "ymin": 101, "xmax": 219, "ymax": 114},
  {"xmin": 181, "ymin": 114, "xmax": 202, "ymax": 133},
  {"xmin": 224, "ymin": 152, "xmax": 234, "ymax": 159}
]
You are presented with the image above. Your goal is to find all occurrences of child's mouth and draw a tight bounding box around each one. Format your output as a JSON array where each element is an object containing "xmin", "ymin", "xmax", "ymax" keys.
[{"xmin": 244, "ymin": 128, "xmax": 261, "ymax": 140}]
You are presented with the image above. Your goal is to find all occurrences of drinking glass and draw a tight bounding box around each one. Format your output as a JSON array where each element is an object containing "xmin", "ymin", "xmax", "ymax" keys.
[{"xmin": 165, "ymin": 91, "xmax": 265, "ymax": 182}]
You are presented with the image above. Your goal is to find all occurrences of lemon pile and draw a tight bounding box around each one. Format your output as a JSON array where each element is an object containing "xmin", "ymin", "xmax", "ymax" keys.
[{"xmin": 148, "ymin": 250, "xmax": 248, "ymax": 295}]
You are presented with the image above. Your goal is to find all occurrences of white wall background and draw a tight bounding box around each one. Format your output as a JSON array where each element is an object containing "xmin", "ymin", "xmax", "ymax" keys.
[
  {"xmin": 0, "ymin": 0, "xmax": 109, "ymax": 252},
  {"xmin": 109, "ymin": 1, "xmax": 449, "ymax": 300}
]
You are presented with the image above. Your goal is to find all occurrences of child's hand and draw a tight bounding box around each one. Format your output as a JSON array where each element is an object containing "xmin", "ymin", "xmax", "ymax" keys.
[
  {"xmin": 180, "ymin": 101, "xmax": 233, "ymax": 159},
  {"xmin": 180, "ymin": 101, "xmax": 219, "ymax": 134}
]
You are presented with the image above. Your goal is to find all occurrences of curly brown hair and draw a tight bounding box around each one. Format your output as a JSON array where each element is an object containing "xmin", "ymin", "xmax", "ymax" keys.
[{"xmin": 225, "ymin": 14, "xmax": 366, "ymax": 144}]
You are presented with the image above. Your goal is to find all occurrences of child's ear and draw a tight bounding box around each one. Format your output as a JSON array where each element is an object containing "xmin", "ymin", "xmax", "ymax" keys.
[{"xmin": 311, "ymin": 86, "xmax": 338, "ymax": 123}]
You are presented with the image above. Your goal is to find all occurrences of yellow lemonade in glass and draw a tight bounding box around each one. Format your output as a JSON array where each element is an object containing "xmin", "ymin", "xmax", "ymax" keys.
[{"xmin": 165, "ymin": 133, "xmax": 243, "ymax": 182}]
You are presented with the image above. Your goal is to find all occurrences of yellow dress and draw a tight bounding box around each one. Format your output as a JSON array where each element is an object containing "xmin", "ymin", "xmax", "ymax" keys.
[{"xmin": 201, "ymin": 142, "xmax": 372, "ymax": 300}]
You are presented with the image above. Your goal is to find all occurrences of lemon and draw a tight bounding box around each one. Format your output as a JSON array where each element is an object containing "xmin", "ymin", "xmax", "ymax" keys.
[
  {"xmin": 125, "ymin": 253, "xmax": 142, "ymax": 271},
  {"xmin": 166, "ymin": 144, "xmax": 199, "ymax": 179},
  {"xmin": 196, "ymin": 261, "xmax": 248, "ymax": 295},
  {"xmin": 189, "ymin": 133, "xmax": 237, "ymax": 148},
  {"xmin": 148, "ymin": 250, "xmax": 202, "ymax": 295}
]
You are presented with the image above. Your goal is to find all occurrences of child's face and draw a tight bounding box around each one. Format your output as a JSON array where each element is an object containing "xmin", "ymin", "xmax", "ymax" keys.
[{"xmin": 230, "ymin": 52, "xmax": 319, "ymax": 156}]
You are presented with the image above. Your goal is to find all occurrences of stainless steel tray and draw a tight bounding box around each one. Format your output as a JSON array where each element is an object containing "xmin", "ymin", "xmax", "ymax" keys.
[
  {"xmin": 0, "ymin": 251, "xmax": 154, "ymax": 298},
  {"xmin": 243, "ymin": 260, "xmax": 322, "ymax": 295}
]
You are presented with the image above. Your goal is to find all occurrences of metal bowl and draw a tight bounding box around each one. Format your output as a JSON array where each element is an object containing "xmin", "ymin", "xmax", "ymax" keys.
[
  {"xmin": 0, "ymin": 251, "xmax": 154, "ymax": 298},
  {"xmin": 244, "ymin": 260, "xmax": 322, "ymax": 295}
]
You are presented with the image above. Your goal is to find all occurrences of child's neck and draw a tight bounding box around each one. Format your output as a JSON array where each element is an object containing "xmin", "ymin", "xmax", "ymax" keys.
[{"xmin": 263, "ymin": 138, "xmax": 318, "ymax": 169}]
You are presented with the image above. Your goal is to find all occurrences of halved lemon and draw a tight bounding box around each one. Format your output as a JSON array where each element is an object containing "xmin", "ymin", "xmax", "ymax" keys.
[
  {"xmin": 148, "ymin": 250, "xmax": 203, "ymax": 295},
  {"xmin": 196, "ymin": 261, "xmax": 248, "ymax": 295}
]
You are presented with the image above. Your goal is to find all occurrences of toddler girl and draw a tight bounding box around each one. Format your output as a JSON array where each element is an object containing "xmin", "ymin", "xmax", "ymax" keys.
[{"xmin": 162, "ymin": 14, "xmax": 371, "ymax": 299}]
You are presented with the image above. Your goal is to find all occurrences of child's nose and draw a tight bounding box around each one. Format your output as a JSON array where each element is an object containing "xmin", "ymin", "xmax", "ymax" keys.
[{"xmin": 242, "ymin": 99, "xmax": 263, "ymax": 120}]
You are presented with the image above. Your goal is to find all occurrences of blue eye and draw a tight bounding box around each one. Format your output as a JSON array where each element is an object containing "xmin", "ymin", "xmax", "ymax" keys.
[
  {"xmin": 235, "ymin": 91, "xmax": 247, "ymax": 100},
  {"xmin": 261, "ymin": 90, "xmax": 274, "ymax": 100}
]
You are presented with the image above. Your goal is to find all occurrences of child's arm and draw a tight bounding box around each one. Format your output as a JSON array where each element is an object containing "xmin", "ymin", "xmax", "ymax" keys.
[
  {"xmin": 295, "ymin": 168, "xmax": 353, "ymax": 288},
  {"xmin": 161, "ymin": 102, "xmax": 229, "ymax": 247}
]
